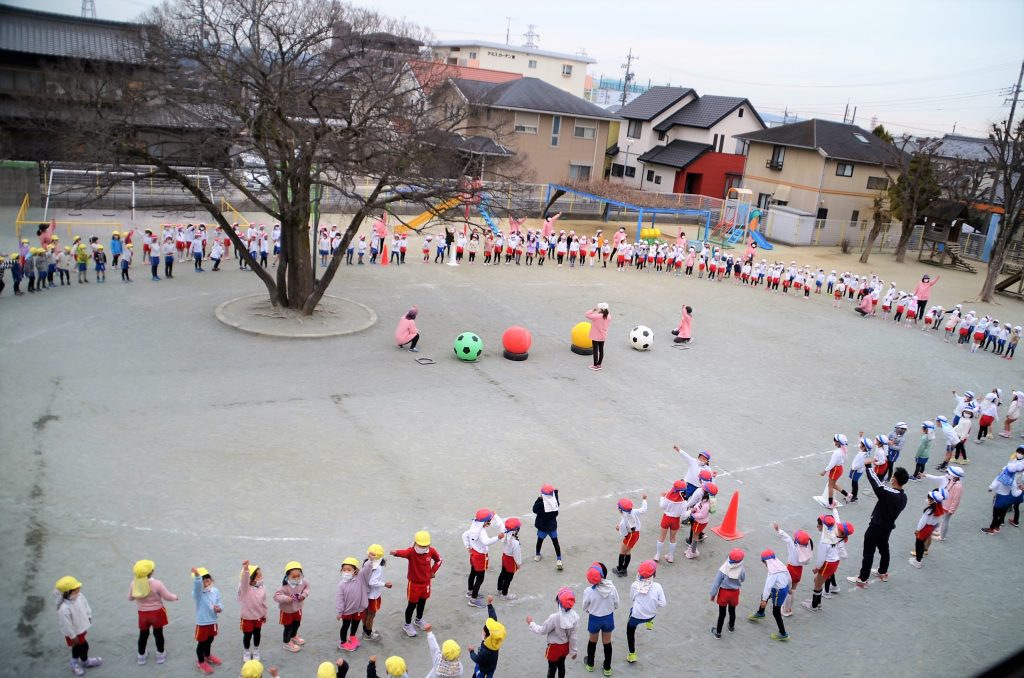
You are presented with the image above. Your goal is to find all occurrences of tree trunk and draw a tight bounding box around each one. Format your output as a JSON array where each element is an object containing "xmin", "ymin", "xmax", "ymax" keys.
[
  {"xmin": 895, "ymin": 216, "xmax": 914, "ymax": 263},
  {"xmin": 980, "ymin": 236, "xmax": 1009, "ymax": 302},
  {"xmin": 859, "ymin": 217, "xmax": 883, "ymax": 264}
]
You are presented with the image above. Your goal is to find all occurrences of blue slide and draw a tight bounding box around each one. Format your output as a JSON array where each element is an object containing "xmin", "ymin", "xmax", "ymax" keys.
[
  {"xmin": 749, "ymin": 228, "xmax": 774, "ymax": 250},
  {"xmin": 476, "ymin": 196, "xmax": 502, "ymax": 235}
]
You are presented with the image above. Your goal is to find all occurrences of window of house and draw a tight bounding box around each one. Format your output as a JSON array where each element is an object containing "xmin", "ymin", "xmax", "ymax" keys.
[
  {"xmin": 382, "ymin": 56, "xmax": 395, "ymax": 69},
  {"xmin": 836, "ymin": 163, "xmax": 854, "ymax": 177},
  {"xmin": 514, "ymin": 112, "xmax": 539, "ymax": 134},
  {"xmin": 738, "ymin": 108, "xmax": 744, "ymax": 118},
  {"xmin": 562, "ymin": 64, "xmax": 573, "ymax": 76},
  {"xmin": 712, "ymin": 134, "xmax": 719, "ymax": 150},
  {"xmin": 468, "ymin": 51, "xmax": 477, "ymax": 60},
  {"xmin": 768, "ymin": 145, "xmax": 785, "ymax": 169},
  {"xmin": 551, "ymin": 115, "xmax": 561, "ymax": 147},
  {"xmin": 626, "ymin": 120, "xmax": 642, "ymax": 139},
  {"xmin": 528, "ymin": 59, "xmax": 538, "ymax": 69},
  {"xmin": 718, "ymin": 135, "xmax": 725, "ymax": 152},
  {"xmin": 624, "ymin": 166, "xmax": 636, "ymax": 178},
  {"xmin": 866, "ymin": 176, "xmax": 889, "ymax": 190},
  {"xmin": 611, "ymin": 163, "xmax": 625, "ymax": 177},
  {"xmin": 654, "ymin": 175, "xmax": 662, "ymax": 185},
  {"xmin": 850, "ymin": 210, "xmax": 860, "ymax": 224},
  {"xmin": 569, "ymin": 164, "xmax": 591, "ymax": 181},
  {"xmin": 573, "ymin": 122, "xmax": 596, "ymax": 139},
  {"xmin": 757, "ymin": 192, "xmax": 772, "ymax": 209},
  {"xmin": 657, "ymin": 131, "xmax": 666, "ymax": 141},
  {"xmin": 646, "ymin": 169, "xmax": 655, "ymax": 182}
]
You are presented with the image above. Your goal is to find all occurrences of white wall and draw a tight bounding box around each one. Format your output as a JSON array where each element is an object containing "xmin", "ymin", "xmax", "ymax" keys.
[
  {"xmin": 611, "ymin": 91, "xmax": 697, "ymax": 188},
  {"xmin": 432, "ymin": 45, "xmax": 589, "ymax": 97}
]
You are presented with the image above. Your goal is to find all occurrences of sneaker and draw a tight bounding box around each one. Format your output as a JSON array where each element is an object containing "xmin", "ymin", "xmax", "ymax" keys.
[
  {"xmin": 770, "ymin": 632, "xmax": 790, "ymax": 642},
  {"xmin": 196, "ymin": 661, "xmax": 214, "ymax": 675},
  {"xmin": 206, "ymin": 655, "xmax": 222, "ymax": 665},
  {"xmin": 589, "ymin": 365, "xmax": 600, "ymax": 371},
  {"xmin": 822, "ymin": 591, "xmax": 833, "ymax": 599},
  {"xmin": 409, "ymin": 347, "xmax": 420, "ymax": 353},
  {"xmin": 556, "ymin": 560, "xmax": 563, "ymax": 571},
  {"xmin": 584, "ymin": 661, "xmax": 595, "ymax": 672},
  {"xmin": 748, "ymin": 611, "xmax": 766, "ymax": 621},
  {"xmin": 981, "ymin": 527, "xmax": 1000, "ymax": 534},
  {"xmin": 710, "ymin": 626, "xmax": 722, "ymax": 639},
  {"xmin": 801, "ymin": 600, "xmax": 820, "ymax": 612},
  {"xmin": 364, "ymin": 630, "xmax": 382, "ymax": 641},
  {"xmin": 644, "ymin": 620, "xmax": 655, "ymax": 630},
  {"xmin": 292, "ymin": 637, "xmax": 305, "ymax": 646},
  {"xmin": 138, "ymin": 654, "xmax": 147, "ymax": 666},
  {"xmin": 534, "ymin": 555, "xmax": 542, "ymax": 562},
  {"xmin": 831, "ymin": 585, "xmax": 841, "ymax": 594},
  {"xmin": 781, "ymin": 608, "xmax": 793, "ymax": 617},
  {"xmin": 1009, "ymin": 520, "xmax": 1020, "ymax": 528},
  {"xmin": 413, "ymin": 618, "xmax": 429, "ymax": 630},
  {"xmin": 402, "ymin": 623, "xmax": 418, "ymax": 637},
  {"xmin": 83, "ymin": 658, "xmax": 102, "ymax": 668},
  {"xmin": 848, "ymin": 496, "xmax": 859, "ymax": 503},
  {"xmin": 339, "ymin": 638, "xmax": 355, "ymax": 651},
  {"xmin": 653, "ymin": 554, "xmax": 660, "ymax": 562},
  {"xmin": 604, "ymin": 669, "xmax": 613, "ymax": 677},
  {"xmin": 468, "ymin": 597, "xmax": 486, "ymax": 608},
  {"xmin": 252, "ymin": 649, "xmax": 260, "ymax": 661},
  {"xmin": 727, "ymin": 623, "xmax": 735, "ymax": 633},
  {"xmin": 908, "ymin": 558, "xmax": 922, "ymax": 569},
  {"xmin": 283, "ymin": 641, "xmax": 301, "ymax": 653},
  {"xmin": 847, "ymin": 576, "xmax": 868, "ymax": 588},
  {"xmin": 70, "ymin": 659, "xmax": 85, "ymax": 676},
  {"xmin": 156, "ymin": 652, "xmax": 166, "ymax": 664},
  {"xmin": 665, "ymin": 554, "xmax": 674, "ymax": 563},
  {"xmin": 243, "ymin": 650, "xmax": 252, "ymax": 662},
  {"xmin": 999, "ymin": 432, "xmax": 1011, "ymax": 438},
  {"xmin": 500, "ymin": 593, "xmax": 517, "ymax": 600},
  {"xmin": 626, "ymin": 652, "xmax": 638, "ymax": 663}
]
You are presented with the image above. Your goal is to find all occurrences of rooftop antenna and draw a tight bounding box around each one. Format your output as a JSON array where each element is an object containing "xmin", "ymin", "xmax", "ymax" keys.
[
  {"xmin": 522, "ymin": 24, "xmax": 540, "ymax": 48},
  {"xmin": 81, "ymin": 0, "xmax": 96, "ymax": 18}
]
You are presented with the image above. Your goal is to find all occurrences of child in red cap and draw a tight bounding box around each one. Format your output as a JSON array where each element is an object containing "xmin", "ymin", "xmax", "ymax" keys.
[
  {"xmin": 709, "ymin": 549, "xmax": 746, "ymax": 638},
  {"xmin": 581, "ymin": 563, "xmax": 618, "ymax": 675},
  {"xmin": 614, "ymin": 495, "xmax": 648, "ymax": 577},
  {"xmin": 533, "ymin": 485, "xmax": 563, "ymax": 570},
  {"xmin": 802, "ymin": 515, "xmax": 840, "ymax": 612},
  {"xmin": 655, "ymin": 481, "xmax": 687, "ymax": 563},
  {"xmin": 772, "ymin": 522, "xmax": 813, "ymax": 617},
  {"xmin": 496, "ymin": 518, "xmax": 522, "ymax": 600},
  {"xmin": 684, "ymin": 482, "xmax": 717, "ymax": 560},
  {"xmin": 462, "ymin": 509, "xmax": 505, "ymax": 608},
  {"xmin": 625, "ymin": 560, "xmax": 666, "ymax": 663},
  {"xmin": 526, "ymin": 587, "xmax": 579, "ymax": 678},
  {"xmin": 747, "ymin": 550, "xmax": 791, "ymax": 641}
]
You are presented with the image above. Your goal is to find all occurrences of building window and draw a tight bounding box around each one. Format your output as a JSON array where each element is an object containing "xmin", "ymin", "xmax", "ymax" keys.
[
  {"xmin": 551, "ymin": 115, "xmax": 561, "ymax": 147},
  {"xmin": 850, "ymin": 210, "xmax": 860, "ymax": 224},
  {"xmin": 562, "ymin": 64, "xmax": 573, "ymax": 76},
  {"xmin": 654, "ymin": 175, "xmax": 662, "ymax": 185},
  {"xmin": 626, "ymin": 120, "xmax": 642, "ymax": 139},
  {"xmin": 757, "ymin": 193, "xmax": 772, "ymax": 209},
  {"xmin": 866, "ymin": 176, "xmax": 889, "ymax": 190},
  {"xmin": 646, "ymin": 169, "xmax": 656, "ymax": 182},
  {"xmin": 611, "ymin": 163, "xmax": 625, "ymax": 177},
  {"xmin": 573, "ymin": 122, "xmax": 596, "ymax": 140},
  {"xmin": 569, "ymin": 164, "xmax": 591, "ymax": 181},
  {"xmin": 712, "ymin": 133, "xmax": 719, "ymax": 150},
  {"xmin": 738, "ymin": 108, "xmax": 744, "ymax": 118},
  {"xmin": 468, "ymin": 51, "xmax": 477, "ymax": 60},
  {"xmin": 718, "ymin": 135, "xmax": 725, "ymax": 152},
  {"xmin": 528, "ymin": 59, "xmax": 538, "ymax": 69},
  {"xmin": 836, "ymin": 163, "xmax": 854, "ymax": 177},
  {"xmin": 657, "ymin": 131, "xmax": 666, "ymax": 141},
  {"xmin": 767, "ymin": 145, "xmax": 785, "ymax": 170},
  {"xmin": 624, "ymin": 166, "xmax": 636, "ymax": 178},
  {"xmin": 514, "ymin": 112, "xmax": 539, "ymax": 134}
]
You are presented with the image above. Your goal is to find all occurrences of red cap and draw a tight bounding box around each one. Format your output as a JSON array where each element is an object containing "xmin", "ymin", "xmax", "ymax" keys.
[
  {"xmin": 728, "ymin": 548, "xmax": 745, "ymax": 563},
  {"xmin": 586, "ymin": 563, "xmax": 604, "ymax": 585},
  {"xmin": 671, "ymin": 480, "xmax": 687, "ymax": 493},
  {"xmin": 698, "ymin": 469, "xmax": 714, "ymax": 482},
  {"xmin": 475, "ymin": 509, "xmax": 494, "ymax": 522},
  {"xmin": 556, "ymin": 587, "xmax": 575, "ymax": 610},
  {"xmin": 760, "ymin": 549, "xmax": 776, "ymax": 561},
  {"xmin": 819, "ymin": 515, "xmax": 836, "ymax": 527},
  {"xmin": 794, "ymin": 530, "xmax": 811, "ymax": 545},
  {"xmin": 703, "ymin": 482, "xmax": 719, "ymax": 496},
  {"xmin": 504, "ymin": 517, "xmax": 521, "ymax": 531},
  {"xmin": 617, "ymin": 498, "xmax": 633, "ymax": 512},
  {"xmin": 843, "ymin": 521, "xmax": 855, "ymax": 537},
  {"xmin": 637, "ymin": 560, "xmax": 657, "ymax": 578},
  {"xmin": 540, "ymin": 484, "xmax": 554, "ymax": 495}
]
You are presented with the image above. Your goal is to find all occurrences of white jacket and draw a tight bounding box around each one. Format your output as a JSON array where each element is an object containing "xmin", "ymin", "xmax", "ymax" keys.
[{"xmin": 57, "ymin": 594, "xmax": 92, "ymax": 639}]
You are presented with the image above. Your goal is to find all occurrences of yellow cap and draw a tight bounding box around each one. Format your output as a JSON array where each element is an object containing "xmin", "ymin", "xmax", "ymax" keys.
[
  {"xmin": 240, "ymin": 659, "xmax": 264, "ymax": 678},
  {"xmin": 384, "ymin": 656, "xmax": 407, "ymax": 677},
  {"xmin": 112, "ymin": 231, "xmax": 120, "ymax": 236},
  {"xmin": 367, "ymin": 544, "xmax": 384, "ymax": 559},
  {"xmin": 483, "ymin": 618, "xmax": 506, "ymax": 650},
  {"xmin": 441, "ymin": 639, "xmax": 461, "ymax": 660},
  {"xmin": 317, "ymin": 662, "xmax": 337, "ymax": 678},
  {"xmin": 126, "ymin": 243, "xmax": 133, "ymax": 248},
  {"xmin": 56, "ymin": 576, "xmax": 82, "ymax": 593},
  {"xmin": 284, "ymin": 561, "xmax": 302, "ymax": 573},
  {"xmin": 342, "ymin": 557, "xmax": 360, "ymax": 569},
  {"xmin": 414, "ymin": 531, "xmax": 431, "ymax": 547},
  {"xmin": 246, "ymin": 564, "xmax": 260, "ymax": 578},
  {"xmin": 9, "ymin": 253, "xmax": 18, "ymax": 259},
  {"xmin": 194, "ymin": 567, "xmax": 210, "ymax": 578},
  {"xmin": 64, "ymin": 246, "xmax": 71, "ymax": 252},
  {"xmin": 52, "ymin": 235, "xmax": 59, "ymax": 240},
  {"xmin": 133, "ymin": 559, "xmax": 155, "ymax": 578},
  {"xmin": 20, "ymin": 238, "xmax": 28, "ymax": 244},
  {"xmin": 96, "ymin": 244, "xmax": 104, "ymax": 250}
]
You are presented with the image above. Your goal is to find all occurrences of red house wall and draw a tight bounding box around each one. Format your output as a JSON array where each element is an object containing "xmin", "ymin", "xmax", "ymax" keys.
[{"xmin": 672, "ymin": 152, "xmax": 747, "ymax": 198}]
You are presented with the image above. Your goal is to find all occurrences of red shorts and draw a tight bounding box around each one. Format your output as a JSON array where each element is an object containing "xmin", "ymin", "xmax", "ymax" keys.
[
  {"xmin": 240, "ymin": 618, "xmax": 265, "ymax": 633},
  {"xmin": 617, "ymin": 255, "xmax": 625, "ymax": 264},
  {"xmin": 875, "ymin": 462, "xmax": 888, "ymax": 478},
  {"xmin": 973, "ymin": 331, "xmax": 985, "ymax": 341},
  {"xmin": 692, "ymin": 521, "xmax": 708, "ymax": 537},
  {"xmin": 979, "ymin": 415, "xmax": 995, "ymax": 427},
  {"xmin": 675, "ymin": 261, "xmax": 682, "ymax": 269},
  {"xmin": 621, "ymin": 531, "xmax": 640, "ymax": 549},
  {"xmin": 959, "ymin": 328, "xmax": 969, "ymax": 336},
  {"xmin": 829, "ymin": 465, "xmax": 844, "ymax": 481},
  {"xmin": 456, "ymin": 247, "xmax": 464, "ymax": 254},
  {"xmin": 506, "ymin": 247, "xmax": 514, "ymax": 254},
  {"xmin": 819, "ymin": 560, "xmax": 840, "ymax": 579},
  {"xmin": 897, "ymin": 306, "xmax": 906, "ymax": 314},
  {"xmin": 787, "ymin": 564, "xmax": 803, "ymax": 587},
  {"xmin": 924, "ymin": 317, "xmax": 933, "ymax": 325},
  {"xmin": 660, "ymin": 514, "xmax": 681, "ymax": 530},
  {"xmin": 138, "ymin": 608, "xmax": 169, "ymax": 630},
  {"xmin": 546, "ymin": 642, "xmax": 570, "ymax": 661},
  {"xmin": 882, "ymin": 305, "xmax": 891, "ymax": 312},
  {"xmin": 176, "ymin": 241, "xmax": 185, "ymax": 251},
  {"xmin": 194, "ymin": 624, "xmax": 218, "ymax": 642},
  {"xmin": 341, "ymin": 611, "xmax": 365, "ymax": 622},
  {"xmin": 794, "ymin": 282, "xmax": 803, "ymax": 289},
  {"xmin": 422, "ymin": 248, "xmax": 429, "ymax": 254},
  {"xmin": 501, "ymin": 554, "xmax": 519, "ymax": 573},
  {"xmin": 470, "ymin": 551, "xmax": 488, "ymax": 571},
  {"xmin": 872, "ymin": 300, "xmax": 879, "ymax": 307},
  {"xmin": 915, "ymin": 525, "xmax": 936, "ymax": 541},
  {"xmin": 65, "ymin": 633, "xmax": 87, "ymax": 647},
  {"xmin": 407, "ymin": 581, "xmax": 431, "ymax": 602},
  {"xmin": 367, "ymin": 597, "xmax": 382, "ymax": 613},
  {"xmin": 656, "ymin": 257, "xmax": 664, "ymax": 265},
  {"xmin": 907, "ymin": 310, "xmax": 917, "ymax": 319},
  {"xmin": 279, "ymin": 610, "xmax": 302, "ymax": 626},
  {"xmin": 698, "ymin": 262, "xmax": 706, "ymax": 271},
  {"xmin": 716, "ymin": 588, "xmax": 739, "ymax": 607}
]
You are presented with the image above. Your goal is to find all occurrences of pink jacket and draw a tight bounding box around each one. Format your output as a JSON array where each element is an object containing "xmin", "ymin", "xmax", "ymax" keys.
[
  {"xmin": 335, "ymin": 563, "xmax": 373, "ymax": 616},
  {"xmin": 943, "ymin": 479, "xmax": 963, "ymax": 513},
  {"xmin": 585, "ymin": 310, "xmax": 611, "ymax": 341},
  {"xmin": 273, "ymin": 580, "xmax": 310, "ymax": 614},
  {"xmin": 858, "ymin": 294, "xmax": 873, "ymax": 313},
  {"xmin": 237, "ymin": 567, "xmax": 268, "ymax": 620},
  {"xmin": 913, "ymin": 278, "xmax": 938, "ymax": 300},
  {"xmin": 395, "ymin": 317, "xmax": 418, "ymax": 345},
  {"xmin": 676, "ymin": 308, "xmax": 692, "ymax": 339},
  {"xmin": 128, "ymin": 578, "xmax": 178, "ymax": 611}
]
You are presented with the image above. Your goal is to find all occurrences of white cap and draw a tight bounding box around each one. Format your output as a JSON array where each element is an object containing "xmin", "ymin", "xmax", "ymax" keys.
[{"xmin": 596, "ymin": 302, "xmax": 609, "ymax": 311}]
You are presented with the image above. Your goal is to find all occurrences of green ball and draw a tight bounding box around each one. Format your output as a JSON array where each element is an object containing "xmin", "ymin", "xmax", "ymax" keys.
[{"xmin": 453, "ymin": 332, "xmax": 484, "ymax": 362}]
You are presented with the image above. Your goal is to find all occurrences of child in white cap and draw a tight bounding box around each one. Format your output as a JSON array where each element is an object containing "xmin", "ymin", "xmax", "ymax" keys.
[
  {"xmin": 911, "ymin": 422, "xmax": 936, "ymax": 480},
  {"xmin": 821, "ymin": 434, "xmax": 848, "ymax": 507},
  {"xmin": 1000, "ymin": 391, "xmax": 1022, "ymax": 437},
  {"xmin": 909, "ymin": 489, "xmax": 945, "ymax": 568}
]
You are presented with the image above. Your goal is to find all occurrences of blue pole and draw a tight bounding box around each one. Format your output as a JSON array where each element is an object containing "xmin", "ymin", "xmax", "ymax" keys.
[
  {"xmin": 636, "ymin": 209, "xmax": 644, "ymax": 240},
  {"xmin": 543, "ymin": 184, "xmax": 552, "ymax": 217},
  {"xmin": 981, "ymin": 213, "xmax": 1000, "ymax": 263}
]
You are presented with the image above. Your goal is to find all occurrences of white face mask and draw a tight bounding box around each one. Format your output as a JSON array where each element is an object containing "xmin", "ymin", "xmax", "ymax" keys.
[
  {"xmin": 414, "ymin": 546, "xmax": 429, "ymax": 555},
  {"xmin": 341, "ymin": 572, "xmax": 354, "ymax": 583},
  {"xmin": 288, "ymin": 578, "xmax": 302, "ymax": 588}
]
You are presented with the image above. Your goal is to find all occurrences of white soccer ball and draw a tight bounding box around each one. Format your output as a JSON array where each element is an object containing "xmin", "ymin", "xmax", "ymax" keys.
[{"xmin": 629, "ymin": 325, "xmax": 653, "ymax": 351}]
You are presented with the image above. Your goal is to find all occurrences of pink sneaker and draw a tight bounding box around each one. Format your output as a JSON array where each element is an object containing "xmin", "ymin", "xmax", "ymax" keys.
[
  {"xmin": 196, "ymin": 661, "xmax": 214, "ymax": 675},
  {"xmin": 292, "ymin": 637, "xmax": 305, "ymax": 646}
]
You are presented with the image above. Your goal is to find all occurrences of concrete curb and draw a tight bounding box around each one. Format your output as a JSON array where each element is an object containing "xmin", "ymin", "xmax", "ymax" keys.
[{"xmin": 214, "ymin": 293, "xmax": 377, "ymax": 339}]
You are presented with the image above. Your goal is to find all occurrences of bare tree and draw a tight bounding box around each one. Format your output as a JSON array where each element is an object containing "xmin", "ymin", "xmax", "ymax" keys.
[
  {"xmin": 887, "ymin": 136, "xmax": 941, "ymax": 263},
  {"xmin": 980, "ymin": 117, "xmax": 1024, "ymax": 301},
  {"xmin": 858, "ymin": 195, "xmax": 888, "ymax": 264},
  {"xmin": 32, "ymin": 0, "xmax": 523, "ymax": 314}
]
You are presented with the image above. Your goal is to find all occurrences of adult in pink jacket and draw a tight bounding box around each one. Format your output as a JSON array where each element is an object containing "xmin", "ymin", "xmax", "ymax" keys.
[
  {"xmin": 672, "ymin": 305, "xmax": 693, "ymax": 343},
  {"xmin": 855, "ymin": 290, "xmax": 874, "ymax": 317},
  {"xmin": 913, "ymin": 274, "xmax": 939, "ymax": 319},
  {"xmin": 585, "ymin": 303, "xmax": 611, "ymax": 370},
  {"xmin": 395, "ymin": 307, "xmax": 420, "ymax": 352}
]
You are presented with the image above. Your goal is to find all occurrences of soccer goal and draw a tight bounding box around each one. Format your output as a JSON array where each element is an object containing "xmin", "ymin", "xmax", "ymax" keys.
[{"xmin": 44, "ymin": 167, "xmax": 218, "ymax": 221}]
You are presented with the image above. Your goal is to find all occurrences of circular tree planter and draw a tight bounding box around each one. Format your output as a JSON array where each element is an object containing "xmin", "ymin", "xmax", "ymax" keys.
[{"xmin": 215, "ymin": 293, "xmax": 377, "ymax": 338}]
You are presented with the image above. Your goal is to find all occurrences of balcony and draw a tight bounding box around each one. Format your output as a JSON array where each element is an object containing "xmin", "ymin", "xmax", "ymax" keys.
[{"xmin": 765, "ymin": 159, "xmax": 784, "ymax": 171}]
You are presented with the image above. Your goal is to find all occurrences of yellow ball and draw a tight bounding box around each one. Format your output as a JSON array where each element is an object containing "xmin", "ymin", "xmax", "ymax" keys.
[
  {"xmin": 571, "ymin": 321, "xmax": 593, "ymax": 349},
  {"xmin": 652, "ymin": 228, "xmax": 661, "ymax": 238}
]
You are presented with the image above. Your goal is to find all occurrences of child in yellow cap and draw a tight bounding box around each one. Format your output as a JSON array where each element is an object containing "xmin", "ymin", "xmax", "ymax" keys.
[
  {"xmin": 368, "ymin": 655, "xmax": 408, "ymax": 677},
  {"xmin": 468, "ymin": 598, "xmax": 505, "ymax": 678},
  {"xmin": 239, "ymin": 658, "xmax": 278, "ymax": 677},
  {"xmin": 422, "ymin": 623, "xmax": 463, "ymax": 677},
  {"xmin": 55, "ymin": 576, "xmax": 102, "ymax": 676},
  {"xmin": 317, "ymin": 659, "xmax": 348, "ymax": 677},
  {"xmin": 273, "ymin": 561, "xmax": 309, "ymax": 653},
  {"xmin": 191, "ymin": 566, "xmax": 223, "ymax": 675},
  {"xmin": 238, "ymin": 561, "xmax": 268, "ymax": 663},
  {"xmin": 361, "ymin": 544, "xmax": 392, "ymax": 643},
  {"xmin": 128, "ymin": 559, "xmax": 179, "ymax": 665}
]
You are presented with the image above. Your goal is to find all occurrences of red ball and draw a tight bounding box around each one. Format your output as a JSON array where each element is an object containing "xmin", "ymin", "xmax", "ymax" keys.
[{"xmin": 502, "ymin": 326, "xmax": 531, "ymax": 354}]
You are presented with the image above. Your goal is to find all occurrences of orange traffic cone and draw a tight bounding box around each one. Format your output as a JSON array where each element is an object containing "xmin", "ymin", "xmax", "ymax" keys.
[
  {"xmin": 710, "ymin": 491, "xmax": 744, "ymax": 541},
  {"xmin": 380, "ymin": 243, "xmax": 388, "ymax": 266}
]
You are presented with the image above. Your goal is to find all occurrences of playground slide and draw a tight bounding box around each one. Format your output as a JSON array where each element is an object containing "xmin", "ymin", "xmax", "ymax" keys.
[
  {"xmin": 476, "ymin": 197, "xmax": 502, "ymax": 236},
  {"xmin": 747, "ymin": 211, "xmax": 774, "ymax": 250},
  {"xmin": 405, "ymin": 197, "xmax": 463, "ymax": 229}
]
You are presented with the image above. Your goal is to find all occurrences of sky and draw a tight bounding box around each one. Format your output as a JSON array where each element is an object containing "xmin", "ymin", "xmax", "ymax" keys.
[{"xmin": 20, "ymin": 0, "xmax": 1024, "ymax": 138}]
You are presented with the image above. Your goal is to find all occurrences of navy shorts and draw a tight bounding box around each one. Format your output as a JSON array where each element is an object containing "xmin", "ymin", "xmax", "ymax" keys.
[
  {"xmin": 626, "ymin": 613, "xmax": 654, "ymax": 628},
  {"xmin": 587, "ymin": 613, "xmax": 614, "ymax": 634},
  {"xmin": 537, "ymin": 530, "xmax": 558, "ymax": 540},
  {"xmin": 848, "ymin": 469, "xmax": 863, "ymax": 482}
]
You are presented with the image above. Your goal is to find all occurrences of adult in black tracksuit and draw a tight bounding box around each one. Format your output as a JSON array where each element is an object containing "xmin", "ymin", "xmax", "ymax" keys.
[{"xmin": 851, "ymin": 464, "xmax": 908, "ymax": 585}]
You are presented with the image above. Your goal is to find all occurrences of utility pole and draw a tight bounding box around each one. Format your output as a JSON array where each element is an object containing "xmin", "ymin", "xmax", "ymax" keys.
[
  {"xmin": 620, "ymin": 48, "xmax": 637, "ymax": 108},
  {"xmin": 843, "ymin": 101, "xmax": 849, "ymax": 124},
  {"xmin": 81, "ymin": 0, "xmax": 96, "ymax": 18},
  {"xmin": 1006, "ymin": 58, "xmax": 1024, "ymax": 129},
  {"xmin": 505, "ymin": 17, "xmax": 514, "ymax": 45}
]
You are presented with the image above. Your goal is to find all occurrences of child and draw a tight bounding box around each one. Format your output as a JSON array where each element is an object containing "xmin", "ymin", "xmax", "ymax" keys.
[
  {"xmin": 935, "ymin": 415, "xmax": 959, "ymax": 471},
  {"xmin": 981, "ymin": 450, "xmax": 1024, "ymax": 534},
  {"xmin": 210, "ymin": 238, "xmax": 223, "ymax": 271},
  {"xmin": 909, "ymin": 489, "xmax": 945, "ymax": 568},
  {"xmin": 802, "ymin": 515, "xmax": 839, "ymax": 612},
  {"xmin": 55, "ymin": 576, "xmax": 101, "ymax": 676},
  {"xmin": 421, "ymin": 236, "xmax": 432, "ymax": 264},
  {"xmin": 1006, "ymin": 326, "xmax": 1021, "ymax": 360},
  {"xmin": 368, "ymin": 656, "xmax": 407, "ymax": 678},
  {"xmin": 614, "ymin": 494, "xmax": 648, "ymax": 577},
  {"xmin": 532, "ymin": 485, "xmax": 563, "ymax": 570},
  {"xmin": 1000, "ymin": 391, "xmax": 1022, "ymax": 437},
  {"xmin": 463, "ymin": 509, "xmax": 505, "ymax": 607},
  {"xmin": 129, "ymin": 559, "xmax": 178, "ymax": 665},
  {"xmin": 872, "ymin": 434, "xmax": 890, "ymax": 481},
  {"xmin": 92, "ymin": 244, "xmax": 107, "ymax": 282},
  {"xmin": 390, "ymin": 531, "xmax": 443, "ymax": 637},
  {"xmin": 709, "ymin": 549, "xmax": 745, "ymax": 638},
  {"xmin": 496, "ymin": 518, "xmax": 522, "ymax": 600},
  {"xmin": 362, "ymin": 545, "xmax": 391, "ymax": 643},
  {"xmin": 884, "ymin": 422, "xmax": 908, "ymax": 482},
  {"xmin": 527, "ymin": 587, "xmax": 579, "ymax": 678},
  {"xmin": 420, "ymin": 623, "xmax": 462, "ymax": 677},
  {"xmin": 162, "ymin": 236, "xmax": 176, "ymax": 278},
  {"xmin": 673, "ymin": 445, "xmax": 715, "ymax": 498},
  {"xmin": 273, "ymin": 561, "xmax": 309, "ymax": 653},
  {"xmin": 76, "ymin": 244, "xmax": 91, "ymax": 284},
  {"xmin": 191, "ymin": 567, "xmax": 223, "ymax": 674},
  {"xmin": 336, "ymin": 556, "xmax": 374, "ymax": 651},
  {"xmin": 683, "ymin": 481, "xmax": 716, "ymax": 559},
  {"xmin": 582, "ymin": 563, "xmax": 618, "ymax": 675},
  {"xmin": 932, "ymin": 466, "xmax": 964, "ymax": 540},
  {"xmin": 238, "ymin": 561, "xmax": 267, "ymax": 661},
  {"xmin": 625, "ymin": 560, "xmax": 666, "ymax": 663},
  {"xmin": 977, "ymin": 393, "xmax": 999, "ymax": 443},
  {"xmin": 821, "ymin": 434, "xmax": 847, "ymax": 507},
  {"xmin": 194, "ymin": 232, "xmax": 207, "ymax": 271},
  {"xmin": 832, "ymin": 278, "xmax": 845, "ymax": 308},
  {"xmin": 747, "ymin": 550, "xmax": 791, "ymax": 641},
  {"xmin": 468, "ymin": 597, "xmax": 505, "ymax": 678},
  {"xmin": 773, "ymin": 523, "xmax": 812, "ymax": 617},
  {"xmin": 56, "ymin": 245, "xmax": 72, "ymax": 285},
  {"xmin": 912, "ymin": 422, "xmax": 936, "ymax": 479},
  {"xmin": 953, "ymin": 410, "xmax": 973, "ymax": 464},
  {"xmin": 655, "ymin": 480, "xmax": 688, "ymax": 563}
]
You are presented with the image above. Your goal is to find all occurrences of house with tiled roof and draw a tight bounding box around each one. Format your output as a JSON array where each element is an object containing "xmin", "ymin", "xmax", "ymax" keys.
[
  {"xmin": 735, "ymin": 119, "xmax": 905, "ymax": 224},
  {"xmin": 608, "ymin": 86, "xmax": 765, "ymax": 198}
]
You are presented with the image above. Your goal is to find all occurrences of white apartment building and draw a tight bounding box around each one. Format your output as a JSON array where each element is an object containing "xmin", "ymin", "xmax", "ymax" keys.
[{"xmin": 430, "ymin": 40, "xmax": 594, "ymax": 98}]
